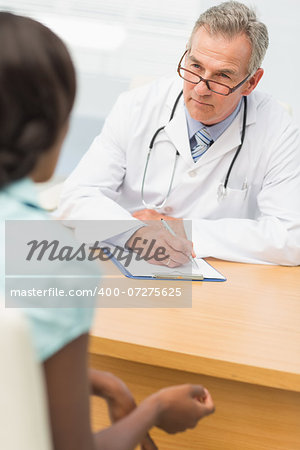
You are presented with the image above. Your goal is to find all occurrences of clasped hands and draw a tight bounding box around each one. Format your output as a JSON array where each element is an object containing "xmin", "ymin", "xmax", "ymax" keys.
[
  {"xmin": 89, "ymin": 369, "xmax": 156, "ymax": 449},
  {"xmin": 127, "ymin": 209, "xmax": 195, "ymax": 268},
  {"xmin": 89, "ymin": 369, "xmax": 214, "ymax": 450}
]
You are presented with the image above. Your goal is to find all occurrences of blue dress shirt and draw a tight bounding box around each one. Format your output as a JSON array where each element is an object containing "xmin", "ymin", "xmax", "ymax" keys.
[{"xmin": 185, "ymin": 99, "xmax": 242, "ymax": 149}]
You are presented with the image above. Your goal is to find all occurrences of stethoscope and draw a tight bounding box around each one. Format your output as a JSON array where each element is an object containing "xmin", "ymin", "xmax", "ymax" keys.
[{"xmin": 141, "ymin": 92, "xmax": 247, "ymax": 208}]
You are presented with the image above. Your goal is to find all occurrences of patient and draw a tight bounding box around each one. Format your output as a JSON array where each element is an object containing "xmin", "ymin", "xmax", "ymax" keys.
[{"xmin": 0, "ymin": 12, "xmax": 214, "ymax": 450}]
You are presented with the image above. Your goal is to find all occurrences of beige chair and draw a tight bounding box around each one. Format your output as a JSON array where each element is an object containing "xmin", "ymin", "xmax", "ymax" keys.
[{"xmin": 0, "ymin": 309, "xmax": 52, "ymax": 450}]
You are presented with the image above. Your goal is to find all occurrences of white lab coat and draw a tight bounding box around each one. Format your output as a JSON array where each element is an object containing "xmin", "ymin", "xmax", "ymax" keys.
[{"xmin": 57, "ymin": 77, "xmax": 300, "ymax": 265}]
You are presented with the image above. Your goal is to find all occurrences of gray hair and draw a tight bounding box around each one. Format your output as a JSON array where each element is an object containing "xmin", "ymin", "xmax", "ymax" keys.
[{"xmin": 188, "ymin": 1, "xmax": 269, "ymax": 74}]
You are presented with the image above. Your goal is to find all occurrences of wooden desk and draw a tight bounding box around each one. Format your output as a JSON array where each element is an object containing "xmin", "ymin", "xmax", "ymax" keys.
[{"xmin": 89, "ymin": 260, "xmax": 300, "ymax": 449}]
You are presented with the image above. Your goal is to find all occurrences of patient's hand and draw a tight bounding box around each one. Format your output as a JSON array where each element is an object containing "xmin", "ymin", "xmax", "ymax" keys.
[{"xmin": 89, "ymin": 369, "xmax": 158, "ymax": 449}]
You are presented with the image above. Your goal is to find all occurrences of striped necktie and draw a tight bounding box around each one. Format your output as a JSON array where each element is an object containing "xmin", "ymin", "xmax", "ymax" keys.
[{"xmin": 191, "ymin": 128, "xmax": 213, "ymax": 162}]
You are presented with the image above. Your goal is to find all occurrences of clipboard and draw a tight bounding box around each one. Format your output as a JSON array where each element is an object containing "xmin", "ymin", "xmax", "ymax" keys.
[{"xmin": 103, "ymin": 247, "xmax": 226, "ymax": 282}]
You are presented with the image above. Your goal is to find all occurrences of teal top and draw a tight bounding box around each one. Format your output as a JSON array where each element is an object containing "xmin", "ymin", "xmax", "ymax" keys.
[{"xmin": 1, "ymin": 178, "xmax": 98, "ymax": 361}]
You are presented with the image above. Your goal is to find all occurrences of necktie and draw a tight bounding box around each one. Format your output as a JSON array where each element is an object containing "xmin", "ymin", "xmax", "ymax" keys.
[{"xmin": 191, "ymin": 128, "xmax": 213, "ymax": 162}]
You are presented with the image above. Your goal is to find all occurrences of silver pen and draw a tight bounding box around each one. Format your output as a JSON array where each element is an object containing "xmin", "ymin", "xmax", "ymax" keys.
[{"xmin": 160, "ymin": 218, "xmax": 196, "ymax": 268}]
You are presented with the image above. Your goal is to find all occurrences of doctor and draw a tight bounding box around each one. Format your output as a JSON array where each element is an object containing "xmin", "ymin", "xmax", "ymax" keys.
[{"xmin": 58, "ymin": 1, "xmax": 300, "ymax": 266}]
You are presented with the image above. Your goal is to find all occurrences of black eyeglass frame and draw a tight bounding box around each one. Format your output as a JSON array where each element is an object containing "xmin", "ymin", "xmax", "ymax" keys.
[{"xmin": 177, "ymin": 50, "xmax": 251, "ymax": 96}]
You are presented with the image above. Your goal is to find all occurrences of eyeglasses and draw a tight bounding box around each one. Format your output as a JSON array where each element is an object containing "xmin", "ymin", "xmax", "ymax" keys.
[{"xmin": 177, "ymin": 50, "xmax": 250, "ymax": 96}]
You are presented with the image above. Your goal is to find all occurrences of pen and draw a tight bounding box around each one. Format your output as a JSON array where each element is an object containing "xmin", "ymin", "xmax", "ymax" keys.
[{"xmin": 160, "ymin": 218, "xmax": 196, "ymax": 268}]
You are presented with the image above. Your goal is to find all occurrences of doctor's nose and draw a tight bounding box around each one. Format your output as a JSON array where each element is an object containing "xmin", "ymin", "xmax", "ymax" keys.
[{"xmin": 194, "ymin": 79, "xmax": 211, "ymax": 96}]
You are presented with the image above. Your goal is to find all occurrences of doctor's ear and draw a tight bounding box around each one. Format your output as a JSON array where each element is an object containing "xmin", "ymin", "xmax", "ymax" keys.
[{"xmin": 242, "ymin": 68, "xmax": 264, "ymax": 96}]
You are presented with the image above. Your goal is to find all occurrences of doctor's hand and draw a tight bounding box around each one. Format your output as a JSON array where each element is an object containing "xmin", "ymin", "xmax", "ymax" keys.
[
  {"xmin": 132, "ymin": 209, "xmax": 187, "ymax": 240},
  {"xmin": 125, "ymin": 222, "xmax": 194, "ymax": 268},
  {"xmin": 132, "ymin": 208, "xmax": 178, "ymax": 221}
]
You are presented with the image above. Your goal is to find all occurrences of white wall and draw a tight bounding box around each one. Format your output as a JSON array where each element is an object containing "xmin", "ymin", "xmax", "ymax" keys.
[
  {"xmin": 70, "ymin": 0, "xmax": 300, "ymax": 125},
  {"xmin": 1, "ymin": 0, "xmax": 299, "ymax": 175}
]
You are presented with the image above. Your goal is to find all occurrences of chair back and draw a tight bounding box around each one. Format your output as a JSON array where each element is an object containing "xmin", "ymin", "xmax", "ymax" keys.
[{"xmin": 0, "ymin": 309, "xmax": 52, "ymax": 450}]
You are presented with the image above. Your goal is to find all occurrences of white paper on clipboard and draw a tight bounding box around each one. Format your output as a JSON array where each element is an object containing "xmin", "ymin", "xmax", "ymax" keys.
[{"xmin": 104, "ymin": 245, "xmax": 226, "ymax": 281}]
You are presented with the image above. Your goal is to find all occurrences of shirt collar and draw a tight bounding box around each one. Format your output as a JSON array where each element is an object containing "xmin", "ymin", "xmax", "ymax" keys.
[
  {"xmin": 185, "ymin": 98, "xmax": 243, "ymax": 142},
  {"xmin": 3, "ymin": 177, "xmax": 40, "ymax": 208}
]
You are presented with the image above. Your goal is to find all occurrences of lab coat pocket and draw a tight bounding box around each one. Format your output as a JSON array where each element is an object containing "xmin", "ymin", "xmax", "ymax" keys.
[{"xmin": 216, "ymin": 183, "xmax": 250, "ymax": 218}]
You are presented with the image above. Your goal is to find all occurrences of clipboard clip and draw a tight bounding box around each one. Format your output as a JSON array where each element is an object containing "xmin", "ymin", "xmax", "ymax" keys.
[{"xmin": 153, "ymin": 273, "xmax": 204, "ymax": 281}]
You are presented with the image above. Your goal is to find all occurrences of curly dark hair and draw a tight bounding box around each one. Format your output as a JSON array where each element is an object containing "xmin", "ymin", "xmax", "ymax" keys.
[{"xmin": 0, "ymin": 12, "xmax": 76, "ymax": 188}]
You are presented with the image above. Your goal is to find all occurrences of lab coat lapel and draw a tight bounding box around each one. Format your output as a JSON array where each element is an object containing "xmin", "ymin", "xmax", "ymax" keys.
[
  {"xmin": 196, "ymin": 97, "xmax": 256, "ymax": 165},
  {"xmin": 163, "ymin": 104, "xmax": 194, "ymax": 165},
  {"xmin": 202, "ymin": 114, "xmax": 242, "ymax": 164},
  {"xmin": 154, "ymin": 92, "xmax": 257, "ymax": 167}
]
